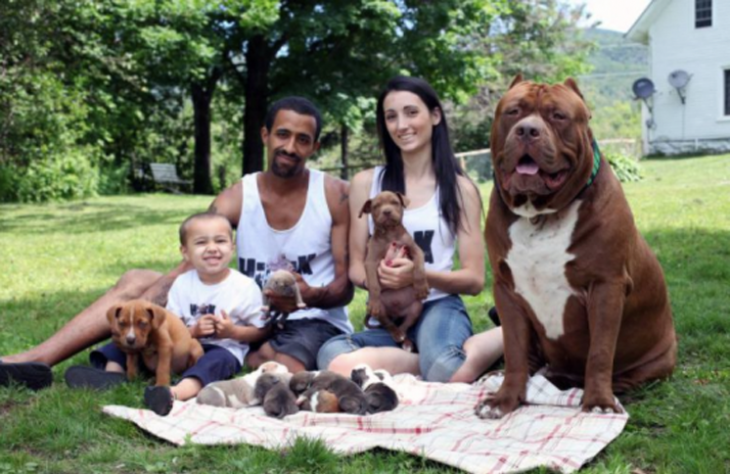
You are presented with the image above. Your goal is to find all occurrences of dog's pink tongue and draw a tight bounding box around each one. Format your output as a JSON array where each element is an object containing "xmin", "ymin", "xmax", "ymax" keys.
[{"xmin": 516, "ymin": 161, "xmax": 540, "ymax": 175}]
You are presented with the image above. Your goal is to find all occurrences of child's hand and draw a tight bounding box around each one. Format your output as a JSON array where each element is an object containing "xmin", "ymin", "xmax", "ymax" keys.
[
  {"xmin": 214, "ymin": 310, "xmax": 235, "ymax": 339},
  {"xmin": 193, "ymin": 314, "xmax": 217, "ymax": 338}
]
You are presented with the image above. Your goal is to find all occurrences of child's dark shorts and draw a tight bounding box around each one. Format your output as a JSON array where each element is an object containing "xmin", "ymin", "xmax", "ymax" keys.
[{"xmin": 90, "ymin": 343, "xmax": 241, "ymax": 387}]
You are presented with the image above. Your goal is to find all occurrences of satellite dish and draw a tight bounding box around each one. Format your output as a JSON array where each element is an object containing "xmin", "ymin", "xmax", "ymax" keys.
[
  {"xmin": 632, "ymin": 77, "xmax": 655, "ymax": 131},
  {"xmin": 668, "ymin": 70, "xmax": 691, "ymax": 104},
  {"xmin": 632, "ymin": 77, "xmax": 655, "ymax": 99}
]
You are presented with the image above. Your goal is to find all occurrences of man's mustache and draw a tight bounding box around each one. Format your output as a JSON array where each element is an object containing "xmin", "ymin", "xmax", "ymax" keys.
[{"xmin": 274, "ymin": 150, "xmax": 302, "ymax": 162}]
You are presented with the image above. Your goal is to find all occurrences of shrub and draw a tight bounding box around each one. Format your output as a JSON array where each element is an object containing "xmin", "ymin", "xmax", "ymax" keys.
[{"xmin": 605, "ymin": 151, "xmax": 642, "ymax": 183}]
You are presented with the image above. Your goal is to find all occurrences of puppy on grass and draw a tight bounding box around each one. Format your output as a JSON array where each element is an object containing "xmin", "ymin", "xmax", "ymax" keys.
[
  {"xmin": 196, "ymin": 361, "xmax": 288, "ymax": 408},
  {"xmin": 107, "ymin": 299, "xmax": 203, "ymax": 387}
]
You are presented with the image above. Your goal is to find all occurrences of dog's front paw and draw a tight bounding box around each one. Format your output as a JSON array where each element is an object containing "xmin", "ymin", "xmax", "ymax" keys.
[
  {"xmin": 414, "ymin": 282, "xmax": 430, "ymax": 301},
  {"xmin": 367, "ymin": 301, "xmax": 384, "ymax": 318},
  {"xmin": 581, "ymin": 389, "xmax": 623, "ymax": 414},
  {"xmin": 475, "ymin": 389, "xmax": 522, "ymax": 419},
  {"xmin": 401, "ymin": 338, "xmax": 414, "ymax": 353}
]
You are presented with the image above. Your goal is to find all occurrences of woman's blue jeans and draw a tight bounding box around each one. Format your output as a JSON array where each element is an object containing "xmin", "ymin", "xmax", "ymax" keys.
[{"xmin": 316, "ymin": 294, "xmax": 473, "ymax": 382}]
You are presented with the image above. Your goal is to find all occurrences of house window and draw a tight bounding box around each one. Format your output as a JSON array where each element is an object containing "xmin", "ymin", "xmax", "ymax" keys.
[
  {"xmin": 696, "ymin": 0, "xmax": 712, "ymax": 28},
  {"xmin": 725, "ymin": 69, "xmax": 730, "ymax": 116}
]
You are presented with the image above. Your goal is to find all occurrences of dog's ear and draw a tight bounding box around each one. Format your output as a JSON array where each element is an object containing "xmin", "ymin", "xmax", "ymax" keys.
[
  {"xmin": 395, "ymin": 192, "xmax": 410, "ymax": 209},
  {"xmin": 358, "ymin": 199, "xmax": 373, "ymax": 218},
  {"xmin": 146, "ymin": 304, "xmax": 167, "ymax": 330},
  {"xmin": 106, "ymin": 304, "xmax": 124, "ymax": 326},
  {"xmin": 509, "ymin": 74, "xmax": 524, "ymax": 89},
  {"xmin": 563, "ymin": 77, "xmax": 585, "ymax": 102}
]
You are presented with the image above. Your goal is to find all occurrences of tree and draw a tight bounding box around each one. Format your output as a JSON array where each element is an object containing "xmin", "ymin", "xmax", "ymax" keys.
[
  {"xmin": 226, "ymin": 0, "xmax": 509, "ymax": 174},
  {"xmin": 451, "ymin": 0, "xmax": 595, "ymax": 154}
]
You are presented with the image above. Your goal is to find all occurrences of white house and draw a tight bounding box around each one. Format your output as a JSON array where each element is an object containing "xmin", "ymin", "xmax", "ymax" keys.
[{"xmin": 626, "ymin": 0, "xmax": 730, "ymax": 155}]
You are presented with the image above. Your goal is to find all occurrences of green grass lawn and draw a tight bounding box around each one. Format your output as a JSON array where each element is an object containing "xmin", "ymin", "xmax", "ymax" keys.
[{"xmin": 1, "ymin": 154, "xmax": 729, "ymax": 473}]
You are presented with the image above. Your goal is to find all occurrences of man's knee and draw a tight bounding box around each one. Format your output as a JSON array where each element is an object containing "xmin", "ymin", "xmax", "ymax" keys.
[{"xmin": 114, "ymin": 269, "xmax": 162, "ymax": 299}]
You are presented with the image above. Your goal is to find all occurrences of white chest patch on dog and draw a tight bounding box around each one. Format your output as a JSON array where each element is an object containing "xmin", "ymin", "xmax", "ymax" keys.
[
  {"xmin": 512, "ymin": 201, "xmax": 557, "ymax": 218},
  {"xmin": 506, "ymin": 200, "xmax": 581, "ymax": 339}
]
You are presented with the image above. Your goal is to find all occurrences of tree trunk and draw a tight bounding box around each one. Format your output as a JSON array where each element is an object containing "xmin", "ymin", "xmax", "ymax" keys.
[
  {"xmin": 191, "ymin": 82, "xmax": 215, "ymax": 194},
  {"xmin": 242, "ymin": 35, "xmax": 271, "ymax": 175},
  {"xmin": 340, "ymin": 123, "xmax": 349, "ymax": 181}
]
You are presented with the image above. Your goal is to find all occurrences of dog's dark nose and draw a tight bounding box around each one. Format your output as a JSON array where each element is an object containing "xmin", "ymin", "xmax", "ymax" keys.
[
  {"xmin": 126, "ymin": 335, "xmax": 136, "ymax": 345},
  {"xmin": 382, "ymin": 208, "xmax": 392, "ymax": 217},
  {"xmin": 517, "ymin": 123, "xmax": 540, "ymax": 139}
]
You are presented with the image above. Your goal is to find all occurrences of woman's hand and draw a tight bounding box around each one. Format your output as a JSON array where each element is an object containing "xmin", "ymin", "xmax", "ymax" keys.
[{"xmin": 377, "ymin": 257, "xmax": 415, "ymax": 289}]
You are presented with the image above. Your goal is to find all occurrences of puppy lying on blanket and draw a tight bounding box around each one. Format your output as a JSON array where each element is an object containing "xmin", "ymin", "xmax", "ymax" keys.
[
  {"xmin": 196, "ymin": 361, "xmax": 289, "ymax": 408},
  {"xmin": 255, "ymin": 372, "xmax": 298, "ymax": 419},
  {"xmin": 359, "ymin": 191, "xmax": 430, "ymax": 351},
  {"xmin": 351, "ymin": 364, "xmax": 399, "ymax": 413},
  {"xmin": 107, "ymin": 300, "xmax": 203, "ymax": 386},
  {"xmin": 291, "ymin": 370, "xmax": 369, "ymax": 415}
]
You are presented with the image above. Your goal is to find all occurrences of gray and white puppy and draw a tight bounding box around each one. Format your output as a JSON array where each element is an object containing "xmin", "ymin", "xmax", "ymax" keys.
[
  {"xmin": 255, "ymin": 372, "xmax": 298, "ymax": 419},
  {"xmin": 261, "ymin": 270, "xmax": 306, "ymax": 327},
  {"xmin": 196, "ymin": 361, "xmax": 288, "ymax": 408},
  {"xmin": 350, "ymin": 364, "xmax": 399, "ymax": 414},
  {"xmin": 290, "ymin": 370, "xmax": 319, "ymax": 396}
]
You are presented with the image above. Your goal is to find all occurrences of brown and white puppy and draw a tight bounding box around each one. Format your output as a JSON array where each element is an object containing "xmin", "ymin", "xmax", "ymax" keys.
[
  {"xmin": 476, "ymin": 76, "xmax": 677, "ymax": 419},
  {"xmin": 359, "ymin": 191, "xmax": 430, "ymax": 351},
  {"xmin": 298, "ymin": 388, "xmax": 340, "ymax": 413},
  {"xmin": 196, "ymin": 361, "xmax": 289, "ymax": 408},
  {"xmin": 293, "ymin": 370, "xmax": 368, "ymax": 415},
  {"xmin": 107, "ymin": 299, "xmax": 203, "ymax": 386},
  {"xmin": 254, "ymin": 372, "xmax": 298, "ymax": 419},
  {"xmin": 261, "ymin": 270, "xmax": 306, "ymax": 327}
]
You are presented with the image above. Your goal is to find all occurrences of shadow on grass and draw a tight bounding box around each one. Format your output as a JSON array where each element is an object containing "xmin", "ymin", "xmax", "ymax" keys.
[{"xmin": 0, "ymin": 200, "xmax": 196, "ymax": 235}]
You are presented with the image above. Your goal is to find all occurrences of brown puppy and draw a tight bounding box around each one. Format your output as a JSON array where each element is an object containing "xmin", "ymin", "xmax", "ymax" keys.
[
  {"xmin": 359, "ymin": 191, "xmax": 430, "ymax": 351},
  {"xmin": 476, "ymin": 76, "xmax": 676, "ymax": 419},
  {"xmin": 298, "ymin": 389, "xmax": 340, "ymax": 413},
  {"xmin": 107, "ymin": 299, "xmax": 204, "ymax": 386}
]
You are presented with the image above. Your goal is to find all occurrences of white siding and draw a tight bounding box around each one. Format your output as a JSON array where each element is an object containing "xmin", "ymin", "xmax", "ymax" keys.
[{"xmin": 645, "ymin": 0, "xmax": 730, "ymax": 143}]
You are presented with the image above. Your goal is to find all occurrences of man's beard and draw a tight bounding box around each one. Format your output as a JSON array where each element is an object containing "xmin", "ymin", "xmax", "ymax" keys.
[{"xmin": 271, "ymin": 151, "xmax": 303, "ymax": 178}]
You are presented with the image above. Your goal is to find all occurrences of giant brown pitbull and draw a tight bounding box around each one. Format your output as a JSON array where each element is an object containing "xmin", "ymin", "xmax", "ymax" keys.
[{"xmin": 476, "ymin": 76, "xmax": 677, "ymax": 418}]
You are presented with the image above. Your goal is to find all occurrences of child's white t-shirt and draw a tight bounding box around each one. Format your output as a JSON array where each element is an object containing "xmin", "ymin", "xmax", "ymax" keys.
[{"xmin": 166, "ymin": 269, "xmax": 264, "ymax": 365}]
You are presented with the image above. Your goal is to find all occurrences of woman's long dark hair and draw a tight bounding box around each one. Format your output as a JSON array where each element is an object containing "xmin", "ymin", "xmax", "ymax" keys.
[{"xmin": 376, "ymin": 76, "xmax": 469, "ymax": 236}]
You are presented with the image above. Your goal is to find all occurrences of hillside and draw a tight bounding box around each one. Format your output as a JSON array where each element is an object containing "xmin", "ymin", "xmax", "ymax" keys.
[{"xmin": 579, "ymin": 28, "xmax": 649, "ymax": 141}]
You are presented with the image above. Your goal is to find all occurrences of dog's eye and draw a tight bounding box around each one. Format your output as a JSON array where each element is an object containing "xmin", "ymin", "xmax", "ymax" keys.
[
  {"xmin": 505, "ymin": 108, "xmax": 519, "ymax": 116},
  {"xmin": 552, "ymin": 111, "xmax": 567, "ymax": 121},
  {"xmin": 137, "ymin": 321, "xmax": 148, "ymax": 329}
]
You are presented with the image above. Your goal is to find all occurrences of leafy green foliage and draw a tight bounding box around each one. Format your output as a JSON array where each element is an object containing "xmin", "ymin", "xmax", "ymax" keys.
[{"xmin": 605, "ymin": 151, "xmax": 642, "ymax": 183}]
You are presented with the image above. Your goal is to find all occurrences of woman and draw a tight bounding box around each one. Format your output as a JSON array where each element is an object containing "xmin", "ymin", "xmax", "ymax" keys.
[{"xmin": 317, "ymin": 76, "xmax": 503, "ymax": 382}]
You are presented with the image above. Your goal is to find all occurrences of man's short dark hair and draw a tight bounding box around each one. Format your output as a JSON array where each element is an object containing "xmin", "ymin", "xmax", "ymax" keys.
[
  {"xmin": 179, "ymin": 212, "xmax": 233, "ymax": 246},
  {"xmin": 264, "ymin": 96, "xmax": 322, "ymax": 141}
]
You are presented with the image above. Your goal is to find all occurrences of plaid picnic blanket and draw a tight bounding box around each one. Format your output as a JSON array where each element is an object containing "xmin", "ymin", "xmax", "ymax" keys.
[{"xmin": 103, "ymin": 373, "xmax": 628, "ymax": 474}]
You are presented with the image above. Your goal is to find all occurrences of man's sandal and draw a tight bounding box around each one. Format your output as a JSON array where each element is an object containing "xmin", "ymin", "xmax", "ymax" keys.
[
  {"xmin": 0, "ymin": 360, "xmax": 53, "ymax": 391},
  {"xmin": 64, "ymin": 365, "xmax": 126, "ymax": 390}
]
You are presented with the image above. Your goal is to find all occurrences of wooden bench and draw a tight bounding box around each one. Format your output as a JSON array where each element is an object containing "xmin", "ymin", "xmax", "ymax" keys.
[{"xmin": 149, "ymin": 163, "xmax": 191, "ymax": 193}]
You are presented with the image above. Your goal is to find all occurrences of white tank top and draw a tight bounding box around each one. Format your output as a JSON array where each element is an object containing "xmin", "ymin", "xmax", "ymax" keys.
[
  {"xmin": 368, "ymin": 166, "xmax": 455, "ymax": 302},
  {"xmin": 237, "ymin": 169, "xmax": 352, "ymax": 334}
]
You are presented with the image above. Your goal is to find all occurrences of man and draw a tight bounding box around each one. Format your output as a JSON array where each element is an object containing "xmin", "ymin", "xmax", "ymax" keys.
[{"xmin": 0, "ymin": 97, "xmax": 353, "ymax": 389}]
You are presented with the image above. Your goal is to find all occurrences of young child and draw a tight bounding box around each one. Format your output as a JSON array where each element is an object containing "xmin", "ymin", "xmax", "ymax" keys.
[{"xmin": 67, "ymin": 212, "xmax": 269, "ymax": 416}]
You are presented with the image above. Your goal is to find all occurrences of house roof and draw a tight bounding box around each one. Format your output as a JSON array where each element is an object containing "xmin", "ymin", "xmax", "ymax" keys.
[{"xmin": 625, "ymin": 0, "xmax": 671, "ymax": 43}]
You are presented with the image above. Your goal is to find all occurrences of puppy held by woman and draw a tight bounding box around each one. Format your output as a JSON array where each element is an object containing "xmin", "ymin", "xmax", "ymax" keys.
[{"xmin": 318, "ymin": 76, "xmax": 503, "ymax": 383}]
